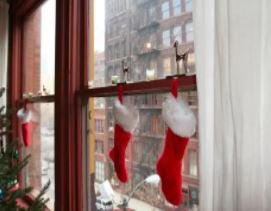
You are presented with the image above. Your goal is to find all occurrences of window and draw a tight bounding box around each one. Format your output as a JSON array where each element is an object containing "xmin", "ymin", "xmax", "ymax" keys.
[
  {"xmin": 162, "ymin": 1, "xmax": 170, "ymax": 19},
  {"xmin": 23, "ymin": 0, "xmax": 55, "ymax": 96},
  {"xmin": 95, "ymin": 140, "xmax": 104, "ymax": 154},
  {"xmin": 185, "ymin": 0, "xmax": 193, "ymax": 12},
  {"xmin": 148, "ymin": 5, "xmax": 156, "ymax": 22},
  {"xmin": 173, "ymin": 26, "xmax": 182, "ymax": 43},
  {"xmin": 89, "ymin": 0, "xmax": 198, "ymax": 210},
  {"xmin": 163, "ymin": 57, "xmax": 172, "ymax": 75},
  {"xmin": 173, "ymin": 0, "xmax": 182, "ymax": 16},
  {"xmin": 186, "ymin": 22, "xmax": 194, "ymax": 42},
  {"xmin": 162, "ymin": 29, "xmax": 171, "ymax": 48},
  {"xmin": 189, "ymin": 150, "xmax": 198, "ymax": 177},
  {"xmin": 95, "ymin": 119, "xmax": 104, "ymax": 133},
  {"xmin": 95, "ymin": 161, "xmax": 105, "ymax": 182},
  {"xmin": 21, "ymin": 1, "xmax": 56, "ymax": 209}
]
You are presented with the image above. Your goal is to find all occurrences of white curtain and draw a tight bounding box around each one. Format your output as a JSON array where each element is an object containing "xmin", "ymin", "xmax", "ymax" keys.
[
  {"xmin": 0, "ymin": 0, "xmax": 8, "ymax": 105},
  {"xmin": 194, "ymin": 0, "xmax": 271, "ymax": 211}
]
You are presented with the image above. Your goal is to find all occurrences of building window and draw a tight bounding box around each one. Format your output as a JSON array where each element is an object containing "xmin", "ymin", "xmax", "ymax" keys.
[
  {"xmin": 189, "ymin": 150, "xmax": 198, "ymax": 177},
  {"xmin": 162, "ymin": 29, "xmax": 171, "ymax": 48},
  {"xmin": 95, "ymin": 161, "xmax": 105, "ymax": 182},
  {"xmin": 173, "ymin": 0, "xmax": 182, "ymax": 16},
  {"xmin": 185, "ymin": 0, "xmax": 193, "ymax": 12},
  {"xmin": 163, "ymin": 57, "xmax": 171, "ymax": 75},
  {"xmin": 161, "ymin": 1, "xmax": 170, "ymax": 19},
  {"xmin": 173, "ymin": 26, "xmax": 182, "ymax": 43},
  {"xmin": 148, "ymin": 5, "xmax": 156, "ymax": 22},
  {"xmin": 95, "ymin": 140, "xmax": 104, "ymax": 154},
  {"xmin": 185, "ymin": 22, "xmax": 194, "ymax": 42},
  {"xmin": 95, "ymin": 119, "xmax": 104, "ymax": 133}
]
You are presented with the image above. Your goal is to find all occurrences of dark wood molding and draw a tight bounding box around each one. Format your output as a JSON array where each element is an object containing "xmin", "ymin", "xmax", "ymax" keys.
[
  {"xmin": 54, "ymin": 0, "xmax": 89, "ymax": 210},
  {"xmin": 80, "ymin": 75, "xmax": 197, "ymax": 98}
]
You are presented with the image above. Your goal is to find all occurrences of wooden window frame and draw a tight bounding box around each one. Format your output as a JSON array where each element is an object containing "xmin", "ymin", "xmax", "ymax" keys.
[{"xmin": 8, "ymin": 0, "xmax": 196, "ymax": 211}]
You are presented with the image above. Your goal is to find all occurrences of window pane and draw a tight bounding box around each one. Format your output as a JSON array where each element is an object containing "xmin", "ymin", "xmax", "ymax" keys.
[
  {"xmin": 162, "ymin": 30, "xmax": 171, "ymax": 48},
  {"xmin": 163, "ymin": 57, "xmax": 172, "ymax": 76},
  {"xmin": 189, "ymin": 150, "xmax": 198, "ymax": 177},
  {"xmin": 186, "ymin": 22, "xmax": 194, "ymax": 42},
  {"xmin": 173, "ymin": 26, "xmax": 182, "ymax": 43},
  {"xmin": 87, "ymin": 93, "xmax": 199, "ymax": 210},
  {"xmin": 162, "ymin": 1, "xmax": 170, "ymax": 19},
  {"xmin": 91, "ymin": 0, "xmax": 195, "ymax": 86},
  {"xmin": 185, "ymin": 0, "xmax": 193, "ymax": 12},
  {"xmin": 173, "ymin": 0, "xmax": 182, "ymax": 16},
  {"xmin": 22, "ymin": 103, "xmax": 55, "ymax": 210},
  {"xmin": 22, "ymin": 0, "xmax": 56, "ymax": 95}
]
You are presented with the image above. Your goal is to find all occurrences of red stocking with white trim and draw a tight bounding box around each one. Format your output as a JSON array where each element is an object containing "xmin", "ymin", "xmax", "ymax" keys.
[
  {"xmin": 156, "ymin": 79, "xmax": 196, "ymax": 205},
  {"xmin": 17, "ymin": 108, "xmax": 32, "ymax": 147},
  {"xmin": 109, "ymin": 85, "xmax": 139, "ymax": 183}
]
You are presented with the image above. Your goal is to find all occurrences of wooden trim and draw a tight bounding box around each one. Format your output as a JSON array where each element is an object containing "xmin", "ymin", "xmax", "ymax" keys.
[
  {"xmin": 80, "ymin": 75, "xmax": 197, "ymax": 98},
  {"xmin": 17, "ymin": 95, "xmax": 55, "ymax": 105},
  {"xmin": 9, "ymin": 0, "xmax": 46, "ymax": 18},
  {"xmin": 54, "ymin": 0, "xmax": 89, "ymax": 210}
]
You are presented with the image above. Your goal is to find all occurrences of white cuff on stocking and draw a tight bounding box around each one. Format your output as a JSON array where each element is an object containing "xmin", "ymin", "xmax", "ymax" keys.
[
  {"xmin": 162, "ymin": 94, "xmax": 196, "ymax": 138},
  {"xmin": 17, "ymin": 108, "xmax": 32, "ymax": 124},
  {"xmin": 113, "ymin": 99, "xmax": 139, "ymax": 132}
]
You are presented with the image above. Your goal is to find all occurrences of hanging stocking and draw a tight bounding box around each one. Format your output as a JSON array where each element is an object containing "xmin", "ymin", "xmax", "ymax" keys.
[
  {"xmin": 17, "ymin": 108, "xmax": 32, "ymax": 147},
  {"xmin": 156, "ymin": 79, "xmax": 196, "ymax": 205},
  {"xmin": 109, "ymin": 85, "xmax": 139, "ymax": 183}
]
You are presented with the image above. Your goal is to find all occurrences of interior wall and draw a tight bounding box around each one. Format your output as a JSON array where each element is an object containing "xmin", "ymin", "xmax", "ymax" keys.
[{"xmin": 0, "ymin": 0, "xmax": 8, "ymax": 105}]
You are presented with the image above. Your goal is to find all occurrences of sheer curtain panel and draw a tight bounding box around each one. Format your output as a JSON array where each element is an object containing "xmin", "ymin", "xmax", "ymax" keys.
[{"xmin": 194, "ymin": 0, "xmax": 271, "ymax": 211}]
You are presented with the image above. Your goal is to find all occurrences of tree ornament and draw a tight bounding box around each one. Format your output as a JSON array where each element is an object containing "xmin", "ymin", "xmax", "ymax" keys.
[{"xmin": 156, "ymin": 79, "xmax": 196, "ymax": 205}]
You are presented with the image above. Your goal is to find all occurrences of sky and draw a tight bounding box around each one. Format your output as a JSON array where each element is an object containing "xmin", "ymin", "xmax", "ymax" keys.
[{"xmin": 94, "ymin": 0, "xmax": 105, "ymax": 52}]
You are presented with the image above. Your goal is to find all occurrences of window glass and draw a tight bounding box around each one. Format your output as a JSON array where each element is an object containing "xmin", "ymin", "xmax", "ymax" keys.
[
  {"xmin": 186, "ymin": 22, "xmax": 194, "ymax": 42},
  {"xmin": 163, "ymin": 57, "xmax": 172, "ymax": 76},
  {"xmin": 162, "ymin": 30, "xmax": 171, "ymax": 48},
  {"xmin": 162, "ymin": 1, "xmax": 170, "ymax": 19},
  {"xmin": 185, "ymin": 0, "xmax": 193, "ymax": 12},
  {"xmin": 189, "ymin": 150, "xmax": 198, "ymax": 177},
  {"xmin": 23, "ymin": 103, "xmax": 55, "ymax": 210},
  {"xmin": 22, "ymin": 0, "xmax": 55, "ymax": 96},
  {"xmin": 88, "ymin": 93, "xmax": 199, "ymax": 210},
  {"xmin": 92, "ymin": 0, "xmax": 195, "ymax": 86},
  {"xmin": 173, "ymin": 0, "xmax": 182, "ymax": 16}
]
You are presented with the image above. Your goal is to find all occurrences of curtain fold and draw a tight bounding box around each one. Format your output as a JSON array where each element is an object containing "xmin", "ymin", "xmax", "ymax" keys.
[
  {"xmin": 0, "ymin": 0, "xmax": 9, "ymax": 104},
  {"xmin": 194, "ymin": 0, "xmax": 271, "ymax": 211}
]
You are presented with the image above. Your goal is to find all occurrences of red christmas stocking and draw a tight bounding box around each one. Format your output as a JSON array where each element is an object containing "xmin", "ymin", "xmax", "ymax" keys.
[
  {"xmin": 17, "ymin": 108, "xmax": 32, "ymax": 147},
  {"xmin": 156, "ymin": 79, "xmax": 196, "ymax": 205},
  {"xmin": 109, "ymin": 85, "xmax": 139, "ymax": 183}
]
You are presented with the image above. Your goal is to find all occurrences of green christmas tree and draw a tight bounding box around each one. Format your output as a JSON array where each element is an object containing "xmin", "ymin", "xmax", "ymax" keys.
[{"xmin": 0, "ymin": 88, "xmax": 50, "ymax": 211}]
